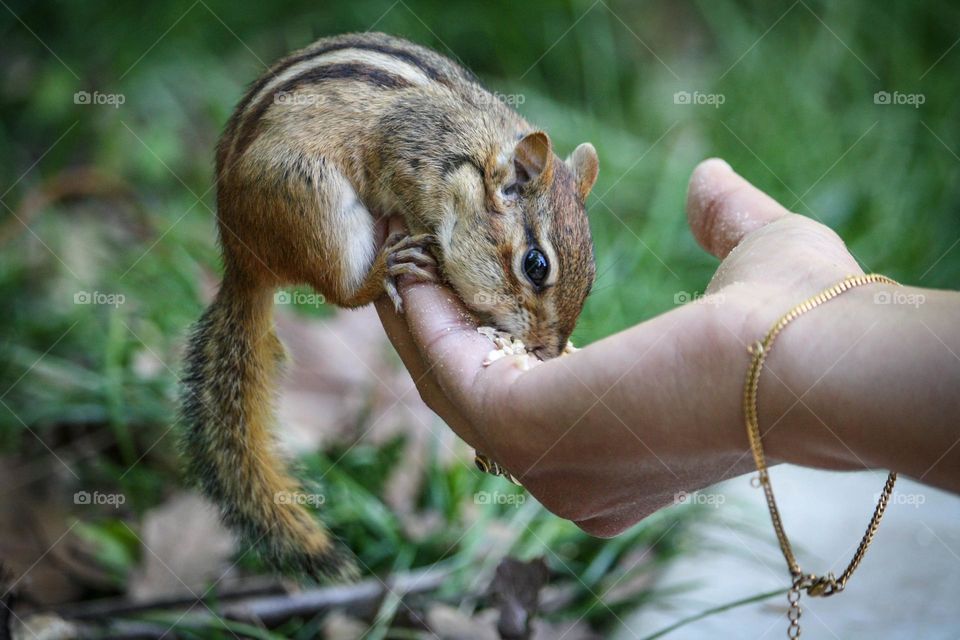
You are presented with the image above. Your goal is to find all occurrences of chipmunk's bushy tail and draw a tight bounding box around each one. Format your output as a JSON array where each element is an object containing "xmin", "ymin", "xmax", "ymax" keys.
[{"xmin": 180, "ymin": 273, "xmax": 354, "ymax": 581}]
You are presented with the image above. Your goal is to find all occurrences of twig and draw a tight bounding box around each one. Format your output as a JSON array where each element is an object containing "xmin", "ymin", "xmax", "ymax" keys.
[
  {"xmin": 50, "ymin": 566, "xmax": 453, "ymax": 638},
  {"xmin": 34, "ymin": 576, "xmax": 283, "ymax": 620},
  {"xmin": 222, "ymin": 565, "xmax": 451, "ymax": 626}
]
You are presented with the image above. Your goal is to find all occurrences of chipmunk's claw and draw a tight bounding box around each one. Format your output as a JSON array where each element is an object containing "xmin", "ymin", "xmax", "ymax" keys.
[
  {"xmin": 389, "ymin": 247, "xmax": 436, "ymax": 268},
  {"xmin": 384, "ymin": 278, "xmax": 404, "ymax": 313},
  {"xmin": 382, "ymin": 233, "xmax": 436, "ymax": 313}
]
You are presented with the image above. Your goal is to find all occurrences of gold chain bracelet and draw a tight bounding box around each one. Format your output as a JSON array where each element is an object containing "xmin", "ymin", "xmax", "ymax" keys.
[
  {"xmin": 743, "ymin": 274, "xmax": 900, "ymax": 639},
  {"xmin": 474, "ymin": 452, "xmax": 520, "ymax": 485}
]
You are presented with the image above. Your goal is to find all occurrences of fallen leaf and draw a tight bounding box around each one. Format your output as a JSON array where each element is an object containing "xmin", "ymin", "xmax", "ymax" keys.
[
  {"xmin": 426, "ymin": 603, "xmax": 499, "ymax": 640},
  {"xmin": 128, "ymin": 493, "xmax": 234, "ymax": 601},
  {"xmin": 531, "ymin": 618, "xmax": 601, "ymax": 640},
  {"xmin": 12, "ymin": 613, "xmax": 79, "ymax": 640},
  {"xmin": 322, "ymin": 610, "xmax": 368, "ymax": 640},
  {"xmin": 489, "ymin": 557, "xmax": 550, "ymax": 640}
]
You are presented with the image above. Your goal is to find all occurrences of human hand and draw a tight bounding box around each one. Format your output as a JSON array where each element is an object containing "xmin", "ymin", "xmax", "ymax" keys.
[{"xmin": 374, "ymin": 158, "xmax": 952, "ymax": 534}]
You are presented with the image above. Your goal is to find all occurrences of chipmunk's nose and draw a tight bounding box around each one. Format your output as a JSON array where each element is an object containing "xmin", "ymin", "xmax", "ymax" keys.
[{"xmin": 529, "ymin": 343, "xmax": 560, "ymax": 360}]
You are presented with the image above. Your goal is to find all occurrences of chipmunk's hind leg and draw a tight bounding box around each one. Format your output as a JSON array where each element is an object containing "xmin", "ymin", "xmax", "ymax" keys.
[{"xmin": 283, "ymin": 161, "xmax": 381, "ymax": 305}]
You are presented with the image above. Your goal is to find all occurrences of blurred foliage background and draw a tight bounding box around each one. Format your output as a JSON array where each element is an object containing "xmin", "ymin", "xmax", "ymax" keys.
[{"xmin": 0, "ymin": 0, "xmax": 957, "ymax": 637}]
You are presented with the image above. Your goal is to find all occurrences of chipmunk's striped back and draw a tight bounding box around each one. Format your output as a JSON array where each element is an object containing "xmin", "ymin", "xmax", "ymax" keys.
[{"xmin": 217, "ymin": 32, "xmax": 491, "ymax": 175}]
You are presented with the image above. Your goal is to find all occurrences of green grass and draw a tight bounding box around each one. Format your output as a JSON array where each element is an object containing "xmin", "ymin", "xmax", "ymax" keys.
[{"xmin": 1, "ymin": 0, "xmax": 957, "ymax": 636}]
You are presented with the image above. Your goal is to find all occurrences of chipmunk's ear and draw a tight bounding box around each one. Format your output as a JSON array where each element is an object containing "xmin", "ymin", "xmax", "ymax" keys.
[
  {"xmin": 514, "ymin": 131, "xmax": 553, "ymax": 189},
  {"xmin": 566, "ymin": 143, "xmax": 599, "ymax": 201}
]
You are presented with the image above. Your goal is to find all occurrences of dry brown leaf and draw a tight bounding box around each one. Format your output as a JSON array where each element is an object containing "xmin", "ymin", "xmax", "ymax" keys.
[
  {"xmin": 531, "ymin": 618, "xmax": 601, "ymax": 640},
  {"xmin": 0, "ymin": 462, "xmax": 88, "ymax": 606},
  {"xmin": 490, "ymin": 557, "xmax": 550, "ymax": 640},
  {"xmin": 322, "ymin": 610, "xmax": 368, "ymax": 640},
  {"xmin": 13, "ymin": 613, "xmax": 79, "ymax": 640},
  {"xmin": 426, "ymin": 603, "xmax": 499, "ymax": 640},
  {"xmin": 128, "ymin": 492, "xmax": 234, "ymax": 601}
]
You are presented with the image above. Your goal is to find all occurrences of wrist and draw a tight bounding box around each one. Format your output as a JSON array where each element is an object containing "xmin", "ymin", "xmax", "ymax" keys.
[
  {"xmin": 718, "ymin": 280, "xmax": 890, "ymax": 473},
  {"xmin": 748, "ymin": 282, "xmax": 902, "ymax": 472}
]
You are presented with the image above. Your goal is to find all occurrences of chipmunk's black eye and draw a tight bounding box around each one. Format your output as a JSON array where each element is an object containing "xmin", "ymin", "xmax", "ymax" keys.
[
  {"xmin": 503, "ymin": 183, "xmax": 520, "ymax": 198},
  {"xmin": 522, "ymin": 248, "xmax": 549, "ymax": 286}
]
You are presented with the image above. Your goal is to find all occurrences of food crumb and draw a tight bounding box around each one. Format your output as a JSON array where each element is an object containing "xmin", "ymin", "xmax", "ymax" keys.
[{"xmin": 477, "ymin": 327, "xmax": 577, "ymax": 368}]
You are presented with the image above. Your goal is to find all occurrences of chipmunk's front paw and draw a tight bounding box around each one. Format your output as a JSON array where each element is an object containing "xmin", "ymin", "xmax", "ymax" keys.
[{"xmin": 382, "ymin": 233, "xmax": 437, "ymax": 313}]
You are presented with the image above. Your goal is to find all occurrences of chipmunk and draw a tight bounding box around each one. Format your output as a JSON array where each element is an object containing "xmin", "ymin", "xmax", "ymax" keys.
[{"xmin": 181, "ymin": 32, "xmax": 599, "ymax": 581}]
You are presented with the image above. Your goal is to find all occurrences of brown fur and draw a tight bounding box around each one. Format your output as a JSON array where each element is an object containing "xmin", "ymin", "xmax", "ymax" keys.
[{"xmin": 182, "ymin": 32, "xmax": 599, "ymax": 580}]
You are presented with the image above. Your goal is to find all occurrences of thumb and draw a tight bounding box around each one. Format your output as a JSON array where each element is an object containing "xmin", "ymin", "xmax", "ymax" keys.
[{"xmin": 686, "ymin": 158, "xmax": 791, "ymax": 259}]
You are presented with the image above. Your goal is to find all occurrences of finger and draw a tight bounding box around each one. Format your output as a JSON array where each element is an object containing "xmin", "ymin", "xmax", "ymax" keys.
[
  {"xmin": 374, "ymin": 294, "xmax": 488, "ymax": 452},
  {"xmin": 397, "ymin": 278, "xmax": 514, "ymax": 409},
  {"xmin": 384, "ymin": 216, "xmax": 531, "ymax": 452},
  {"xmin": 686, "ymin": 158, "xmax": 792, "ymax": 259},
  {"xmin": 385, "ymin": 219, "xmax": 504, "ymax": 403}
]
